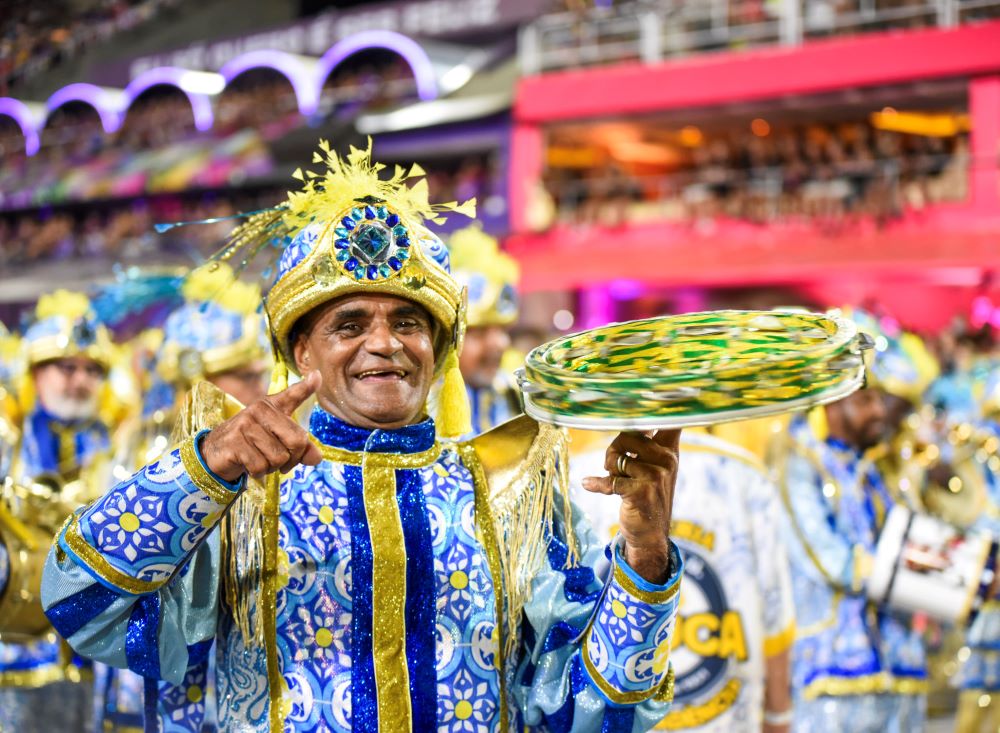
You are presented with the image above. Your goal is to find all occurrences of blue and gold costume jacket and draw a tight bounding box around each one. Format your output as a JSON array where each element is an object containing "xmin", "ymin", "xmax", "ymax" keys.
[
  {"xmin": 40, "ymin": 407, "xmax": 682, "ymax": 732},
  {"xmin": 466, "ymin": 376, "xmax": 521, "ymax": 439},
  {"xmin": 15, "ymin": 406, "xmax": 109, "ymax": 483},
  {"xmin": 0, "ymin": 406, "xmax": 109, "ymax": 688},
  {"xmin": 776, "ymin": 417, "xmax": 927, "ymax": 701}
]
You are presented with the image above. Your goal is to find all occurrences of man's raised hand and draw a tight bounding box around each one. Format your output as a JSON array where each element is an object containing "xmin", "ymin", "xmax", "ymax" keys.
[
  {"xmin": 200, "ymin": 370, "xmax": 323, "ymax": 482},
  {"xmin": 582, "ymin": 429, "xmax": 680, "ymax": 584}
]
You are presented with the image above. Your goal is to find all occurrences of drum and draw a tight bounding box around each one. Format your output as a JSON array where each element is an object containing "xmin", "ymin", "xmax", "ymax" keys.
[{"xmin": 868, "ymin": 504, "xmax": 996, "ymax": 624}]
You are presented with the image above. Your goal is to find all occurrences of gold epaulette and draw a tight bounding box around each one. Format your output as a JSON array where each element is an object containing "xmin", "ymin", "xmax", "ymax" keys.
[
  {"xmin": 469, "ymin": 414, "xmax": 543, "ymax": 500},
  {"xmin": 171, "ymin": 380, "xmax": 244, "ymax": 443}
]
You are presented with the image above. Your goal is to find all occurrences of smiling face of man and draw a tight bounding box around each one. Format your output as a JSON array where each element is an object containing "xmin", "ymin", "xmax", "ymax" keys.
[{"xmin": 292, "ymin": 293, "xmax": 438, "ymax": 430}]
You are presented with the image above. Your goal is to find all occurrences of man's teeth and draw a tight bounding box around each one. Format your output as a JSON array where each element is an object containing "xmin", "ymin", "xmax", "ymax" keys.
[{"xmin": 358, "ymin": 370, "xmax": 405, "ymax": 378}]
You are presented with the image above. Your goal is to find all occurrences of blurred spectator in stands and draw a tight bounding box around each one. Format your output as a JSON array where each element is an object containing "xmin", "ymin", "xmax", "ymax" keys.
[
  {"xmin": 0, "ymin": 0, "xmax": 180, "ymax": 94},
  {"xmin": 545, "ymin": 117, "xmax": 968, "ymax": 231},
  {"xmin": 0, "ymin": 152, "xmax": 499, "ymax": 267}
]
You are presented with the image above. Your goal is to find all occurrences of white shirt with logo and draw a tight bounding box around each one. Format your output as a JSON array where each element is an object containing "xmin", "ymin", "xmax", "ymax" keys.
[{"xmin": 569, "ymin": 430, "xmax": 796, "ymax": 732}]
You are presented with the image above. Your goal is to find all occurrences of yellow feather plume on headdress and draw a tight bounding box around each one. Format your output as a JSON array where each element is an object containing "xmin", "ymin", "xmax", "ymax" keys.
[
  {"xmin": 449, "ymin": 225, "xmax": 519, "ymax": 285},
  {"xmin": 35, "ymin": 290, "xmax": 93, "ymax": 321},
  {"xmin": 182, "ymin": 262, "xmax": 261, "ymax": 315},
  {"xmin": 283, "ymin": 137, "xmax": 476, "ymax": 232}
]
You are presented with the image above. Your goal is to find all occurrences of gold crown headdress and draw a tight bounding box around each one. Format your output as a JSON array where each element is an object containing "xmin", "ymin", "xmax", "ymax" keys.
[
  {"xmin": 158, "ymin": 262, "xmax": 269, "ymax": 386},
  {"xmin": 448, "ymin": 225, "xmax": 519, "ymax": 327},
  {"xmin": 209, "ymin": 138, "xmax": 477, "ymax": 439},
  {"xmin": 23, "ymin": 290, "xmax": 113, "ymax": 370}
]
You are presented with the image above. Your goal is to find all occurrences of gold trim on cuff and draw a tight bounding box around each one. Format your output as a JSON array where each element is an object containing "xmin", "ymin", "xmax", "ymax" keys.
[
  {"xmin": 581, "ymin": 634, "xmax": 669, "ymax": 705},
  {"xmin": 653, "ymin": 666, "xmax": 676, "ymax": 704},
  {"xmin": 180, "ymin": 437, "xmax": 241, "ymax": 505},
  {"xmin": 315, "ymin": 441, "xmax": 441, "ymax": 469},
  {"xmin": 613, "ymin": 556, "xmax": 681, "ymax": 606},
  {"xmin": 60, "ymin": 513, "xmax": 165, "ymax": 595}
]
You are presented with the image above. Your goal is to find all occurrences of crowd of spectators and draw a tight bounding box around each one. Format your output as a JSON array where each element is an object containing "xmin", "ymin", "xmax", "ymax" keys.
[
  {"xmin": 0, "ymin": 53, "xmax": 418, "ymax": 162},
  {"xmin": 0, "ymin": 150, "xmax": 498, "ymax": 268},
  {"xmin": 323, "ymin": 55, "xmax": 419, "ymax": 116},
  {"xmin": 0, "ymin": 55, "xmax": 425, "ymax": 213},
  {"xmin": 0, "ymin": 189, "xmax": 279, "ymax": 269},
  {"xmin": 541, "ymin": 122, "xmax": 968, "ymax": 230},
  {"xmin": 0, "ymin": 0, "xmax": 180, "ymax": 94}
]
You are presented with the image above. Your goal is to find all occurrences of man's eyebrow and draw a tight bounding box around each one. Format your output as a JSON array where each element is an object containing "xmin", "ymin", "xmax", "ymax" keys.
[
  {"xmin": 330, "ymin": 307, "xmax": 370, "ymax": 321},
  {"xmin": 391, "ymin": 305, "xmax": 429, "ymax": 319}
]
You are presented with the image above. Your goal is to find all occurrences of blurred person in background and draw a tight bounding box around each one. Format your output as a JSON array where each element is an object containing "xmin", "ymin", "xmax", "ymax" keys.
[
  {"xmin": 92, "ymin": 262, "xmax": 270, "ymax": 731},
  {"xmin": 447, "ymin": 225, "xmax": 523, "ymax": 436},
  {"xmin": 770, "ymin": 313, "xmax": 935, "ymax": 733},
  {"xmin": 941, "ymin": 334, "xmax": 1000, "ymax": 733},
  {"xmin": 571, "ymin": 428, "xmax": 796, "ymax": 733},
  {"xmin": 0, "ymin": 290, "xmax": 121, "ymax": 732}
]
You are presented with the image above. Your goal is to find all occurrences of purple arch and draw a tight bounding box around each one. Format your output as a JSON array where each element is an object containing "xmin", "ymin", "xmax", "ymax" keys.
[
  {"xmin": 0, "ymin": 97, "xmax": 40, "ymax": 156},
  {"xmin": 123, "ymin": 67, "xmax": 216, "ymax": 132},
  {"xmin": 220, "ymin": 50, "xmax": 320, "ymax": 116},
  {"xmin": 317, "ymin": 30, "xmax": 437, "ymax": 102},
  {"xmin": 46, "ymin": 83, "xmax": 123, "ymax": 134}
]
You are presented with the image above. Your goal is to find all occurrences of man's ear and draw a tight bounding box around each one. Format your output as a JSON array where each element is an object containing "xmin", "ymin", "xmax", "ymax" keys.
[{"xmin": 292, "ymin": 334, "xmax": 311, "ymax": 374}]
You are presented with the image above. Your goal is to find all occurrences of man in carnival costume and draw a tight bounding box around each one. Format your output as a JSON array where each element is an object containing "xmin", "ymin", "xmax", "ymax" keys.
[
  {"xmin": 94, "ymin": 263, "xmax": 271, "ymax": 732},
  {"xmin": 0, "ymin": 290, "xmax": 119, "ymax": 732},
  {"xmin": 771, "ymin": 310, "xmax": 934, "ymax": 733},
  {"xmin": 572, "ymin": 428, "xmax": 795, "ymax": 733},
  {"xmin": 447, "ymin": 225, "xmax": 522, "ymax": 437},
  {"xmin": 40, "ymin": 141, "xmax": 684, "ymax": 732}
]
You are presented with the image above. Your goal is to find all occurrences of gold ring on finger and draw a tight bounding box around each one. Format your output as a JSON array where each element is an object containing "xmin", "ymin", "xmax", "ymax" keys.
[{"xmin": 617, "ymin": 453, "xmax": 629, "ymax": 477}]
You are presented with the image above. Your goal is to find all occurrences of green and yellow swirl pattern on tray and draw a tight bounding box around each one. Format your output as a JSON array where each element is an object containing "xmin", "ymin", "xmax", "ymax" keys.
[{"xmin": 519, "ymin": 310, "xmax": 872, "ymax": 430}]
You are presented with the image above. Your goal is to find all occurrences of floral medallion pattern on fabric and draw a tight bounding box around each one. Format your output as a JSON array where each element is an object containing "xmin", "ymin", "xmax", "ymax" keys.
[{"xmin": 71, "ymin": 448, "xmax": 234, "ymax": 587}]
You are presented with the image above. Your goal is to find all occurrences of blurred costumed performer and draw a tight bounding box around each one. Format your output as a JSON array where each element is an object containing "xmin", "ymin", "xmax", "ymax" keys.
[
  {"xmin": 157, "ymin": 263, "xmax": 271, "ymax": 409},
  {"xmin": 447, "ymin": 225, "xmax": 522, "ymax": 436},
  {"xmin": 0, "ymin": 291, "xmax": 121, "ymax": 732},
  {"xmin": 771, "ymin": 311, "xmax": 933, "ymax": 733},
  {"xmin": 93, "ymin": 263, "xmax": 271, "ymax": 731},
  {"xmin": 952, "ymin": 370, "xmax": 1000, "ymax": 733},
  {"xmin": 124, "ymin": 263, "xmax": 272, "ymax": 467},
  {"xmin": 39, "ymin": 140, "xmax": 684, "ymax": 732}
]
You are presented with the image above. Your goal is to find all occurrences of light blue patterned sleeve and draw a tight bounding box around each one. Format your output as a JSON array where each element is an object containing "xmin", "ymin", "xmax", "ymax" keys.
[
  {"xmin": 779, "ymin": 452, "xmax": 860, "ymax": 592},
  {"xmin": 514, "ymin": 500, "xmax": 682, "ymax": 733},
  {"xmin": 40, "ymin": 431, "xmax": 243, "ymax": 685}
]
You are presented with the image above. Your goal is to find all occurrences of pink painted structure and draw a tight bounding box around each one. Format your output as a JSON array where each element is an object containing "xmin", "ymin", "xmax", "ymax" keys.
[{"xmin": 507, "ymin": 21, "xmax": 1000, "ymax": 330}]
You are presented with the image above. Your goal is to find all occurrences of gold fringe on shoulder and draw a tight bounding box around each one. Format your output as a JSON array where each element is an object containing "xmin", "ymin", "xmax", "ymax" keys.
[{"xmin": 464, "ymin": 415, "xmax": 577, "ymax": 659}]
